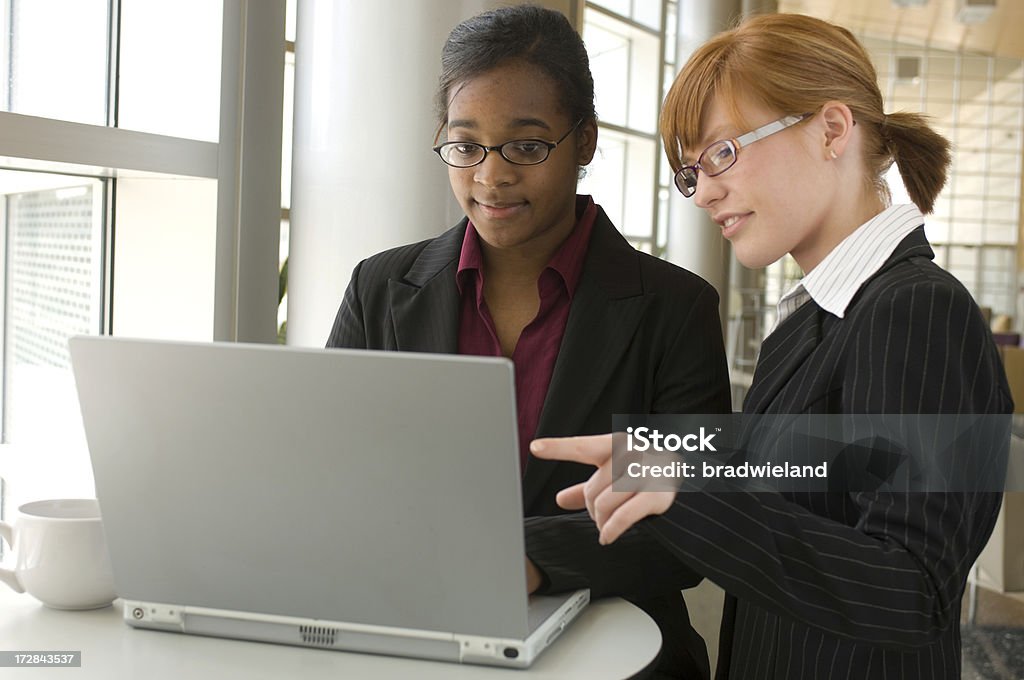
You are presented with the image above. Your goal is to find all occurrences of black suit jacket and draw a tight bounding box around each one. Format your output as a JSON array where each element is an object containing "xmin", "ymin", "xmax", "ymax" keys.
[
  {"xmin": 643, "ymin": 227, "xmax": 1012, "ymax": 679},
  {"xmin": 328, "ymin": 208, "xmax": 732, "ymax": 679}
]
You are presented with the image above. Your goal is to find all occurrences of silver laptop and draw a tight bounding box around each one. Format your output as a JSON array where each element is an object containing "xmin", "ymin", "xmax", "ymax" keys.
[{"xmin": 69, "ymin": 336, "xmax": 589, "ymax": 668}]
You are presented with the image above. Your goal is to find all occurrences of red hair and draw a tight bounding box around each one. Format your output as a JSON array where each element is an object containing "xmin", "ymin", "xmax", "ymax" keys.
[{"xmin": 660, "ymin": 13, "xmax": 950, "ymax": 213}]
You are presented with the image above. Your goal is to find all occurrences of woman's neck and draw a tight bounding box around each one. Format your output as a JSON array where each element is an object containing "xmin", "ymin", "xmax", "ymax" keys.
[
  {"xmin": 479, "ymin": 211, "xmax": 577, "ymax": 285},
  {"xmin": 795, "ymin": 194, "xmax": 887, "ymax": 274}
]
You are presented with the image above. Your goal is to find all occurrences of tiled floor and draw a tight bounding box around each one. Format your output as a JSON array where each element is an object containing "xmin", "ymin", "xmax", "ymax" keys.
[{"xmin": 961, "ymin": 587, "xmax": 1024, "ymax": 680}]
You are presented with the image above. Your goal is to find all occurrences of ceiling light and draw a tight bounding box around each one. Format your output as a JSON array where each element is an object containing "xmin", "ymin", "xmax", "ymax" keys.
[
  {"xmin": 955, "ymin": 0, "xmax": 996, "ymax": 24},
  {"xmin": 895, "ymin": 56, "xmax": 922, "ymax": 84}
]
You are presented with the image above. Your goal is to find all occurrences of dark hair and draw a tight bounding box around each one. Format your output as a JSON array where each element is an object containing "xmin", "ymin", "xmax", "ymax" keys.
[{"xmin": 435, "ymin": 5, "xmax": 596, "ymax": 131}]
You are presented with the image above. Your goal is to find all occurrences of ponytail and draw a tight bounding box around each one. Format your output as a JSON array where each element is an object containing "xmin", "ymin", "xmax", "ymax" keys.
[{"xmin": 876, "ymin": 111, "xmax": 951, "ymax": 215}]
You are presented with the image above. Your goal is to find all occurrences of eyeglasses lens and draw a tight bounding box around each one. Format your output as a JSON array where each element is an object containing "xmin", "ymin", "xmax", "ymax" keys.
[
  {"xmin": 675, "ymin": 168, "xmax": 698, "ymax": 197},
  {"xmin": 501, "ymin": 141, "xmax": 548, "ymax": 165},
  {"xmin": 440, "ymin": 144, "xmax": 484, "ymax": 167},
  {"xmin": 702, "ymin": 141, "xmax": 736, "ymax": 175}
]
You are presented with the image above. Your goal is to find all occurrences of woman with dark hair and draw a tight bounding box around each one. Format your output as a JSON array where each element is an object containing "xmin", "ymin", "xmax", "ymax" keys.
[
  {"xmin": 533, "ymin": 12, "xmax": 1011, "ymax": 679},
  {"xmin": 328, "ymin": 5, "xmax": 730, "ymax": 679}
]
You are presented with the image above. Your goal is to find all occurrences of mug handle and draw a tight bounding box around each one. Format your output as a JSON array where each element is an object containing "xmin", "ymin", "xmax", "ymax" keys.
[{"xmin": 0, "ymin": 520, "xmax": 26, "ymax": 593}]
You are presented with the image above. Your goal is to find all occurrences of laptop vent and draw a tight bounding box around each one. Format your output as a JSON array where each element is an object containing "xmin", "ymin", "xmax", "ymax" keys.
[{"xmin": 299, "ymin": 625, "xmax": 338, "ymax": 647}]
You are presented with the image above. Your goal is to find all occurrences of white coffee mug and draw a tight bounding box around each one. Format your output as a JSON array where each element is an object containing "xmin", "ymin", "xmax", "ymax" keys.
[{"xmin": 0, "ymin": 498, "xmax": 116, "ymax": 609}]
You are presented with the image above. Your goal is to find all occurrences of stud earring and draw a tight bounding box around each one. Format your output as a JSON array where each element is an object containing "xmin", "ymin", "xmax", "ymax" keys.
[{"xmin": 828, "ymin": 148, "xmax": 838, "ymax": 160}]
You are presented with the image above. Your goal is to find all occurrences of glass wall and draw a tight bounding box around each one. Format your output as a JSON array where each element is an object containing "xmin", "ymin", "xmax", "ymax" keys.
[
  {"xmin": 758, "ymin": 39, "xmax": 1024, "ymax": 334},
  {"xmin": 870, "ymin": 38, "xmax": 1024, "ymax": 319}
]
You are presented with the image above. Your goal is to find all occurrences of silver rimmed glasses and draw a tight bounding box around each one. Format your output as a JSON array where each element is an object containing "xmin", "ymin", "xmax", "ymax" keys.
[
  {"xmin": 673, "ymin": 113, "xmax": 811, "ymax": 197},
  {"xmin": 433, "ymin": 119, "xmax": 584, "ymax": 168}
]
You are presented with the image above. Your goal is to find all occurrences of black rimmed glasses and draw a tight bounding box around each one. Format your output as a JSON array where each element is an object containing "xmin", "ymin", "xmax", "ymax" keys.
[
  {"xmin": 673, "ymin": 113, "xmax": 811, "ymax": 197},
  {"xmin": 433, "ymin": 119, "xmax": 584, "ymax": 168}
]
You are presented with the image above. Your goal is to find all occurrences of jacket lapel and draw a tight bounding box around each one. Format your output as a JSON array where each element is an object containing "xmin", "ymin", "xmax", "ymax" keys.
[
  {"xmin": 742, "ymin": 299, "xmax": 824, "ymax": 415},
  {"xmin": 388, "ymin": 221, "xmax": 465, "ymax": 354},
  {"xmin": 742, "ymin": 226, "xmax": 933, "ymax": 415},
  {"xmin": 523, "ymin": 211, "xmax": 650, "ymax": 507}
]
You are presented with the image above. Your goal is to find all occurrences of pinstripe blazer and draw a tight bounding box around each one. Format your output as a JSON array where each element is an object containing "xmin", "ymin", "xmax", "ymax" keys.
[
  {"xmin": 643, "ymin": 227, "xmax": 1012, "ymax": 679},
  {"xmin": 327, "ymin": 207, "xmax": 732, "ymax": 679}
]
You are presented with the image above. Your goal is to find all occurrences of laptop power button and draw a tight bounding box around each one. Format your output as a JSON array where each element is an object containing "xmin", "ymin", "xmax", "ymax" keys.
[{"xmin": 503, "ymin": 647, "xmax": 519, "ymax": 659}]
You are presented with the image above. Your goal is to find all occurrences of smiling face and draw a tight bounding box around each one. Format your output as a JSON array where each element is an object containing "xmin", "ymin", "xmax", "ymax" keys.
[
  {"xmin": 443, "ymin": 60, "xmax": 597, "ymax": 256},
  {"xmin": 687, "ymin": 96, "xmax": 846, "ymax": 271}
]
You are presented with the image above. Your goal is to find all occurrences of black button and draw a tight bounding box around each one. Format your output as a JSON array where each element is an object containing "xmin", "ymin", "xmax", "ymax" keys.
[{"xmin": 503, "ymin": 647, "xmax": 519, "ymax": 659}]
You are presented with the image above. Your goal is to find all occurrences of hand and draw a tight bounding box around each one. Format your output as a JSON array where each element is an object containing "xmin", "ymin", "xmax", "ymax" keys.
[
  {"xmin": 525, "ymin": 558, "xmax": 543, "ymax": 594},
  {"xmin": 530, "ymin": 434, "xmax": 675, "ymax": 545}
]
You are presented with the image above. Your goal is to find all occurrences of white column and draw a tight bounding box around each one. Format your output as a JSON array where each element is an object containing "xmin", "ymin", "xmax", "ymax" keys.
[
  {"xmin": 742, "ymin": 0, "xmax": 777, "ymax": 15},
  {"xmin": 287, "ymin": 1, "xmax": 471, "ymax": 347},
  {"xmin": 666, "ymin": 0, "xmax": 744, "ymax": 318}
]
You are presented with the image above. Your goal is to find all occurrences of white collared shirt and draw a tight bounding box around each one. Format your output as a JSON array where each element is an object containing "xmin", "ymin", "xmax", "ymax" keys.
[{"xmin": 774, "ymin": 203, "xmax": 925, "ymax": 329}]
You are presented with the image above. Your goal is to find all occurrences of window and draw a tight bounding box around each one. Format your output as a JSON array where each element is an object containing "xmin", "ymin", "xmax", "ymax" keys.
[
  {"xmin": 581, "ymin": 0, "xmax": 675, "ymax": 255},
  {"xmin": 1, "ymin": 173, "xmax": 105, "ymax": 456},
  {"xmin": 1, "ymin": 0, "xmax": 109, "ymax": 125},
  {"xmin": 279, "ymin": 6, "xmax": 296, "ymax": 343},
  {"xmin": 0, "ymin": 0, "xmax": 245, "ymax": 519}
]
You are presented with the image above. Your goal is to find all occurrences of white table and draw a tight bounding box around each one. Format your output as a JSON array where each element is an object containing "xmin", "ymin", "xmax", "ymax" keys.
[{"xmin": 0, "ymin": 590, "xmax": 661, "ymax": 679}]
